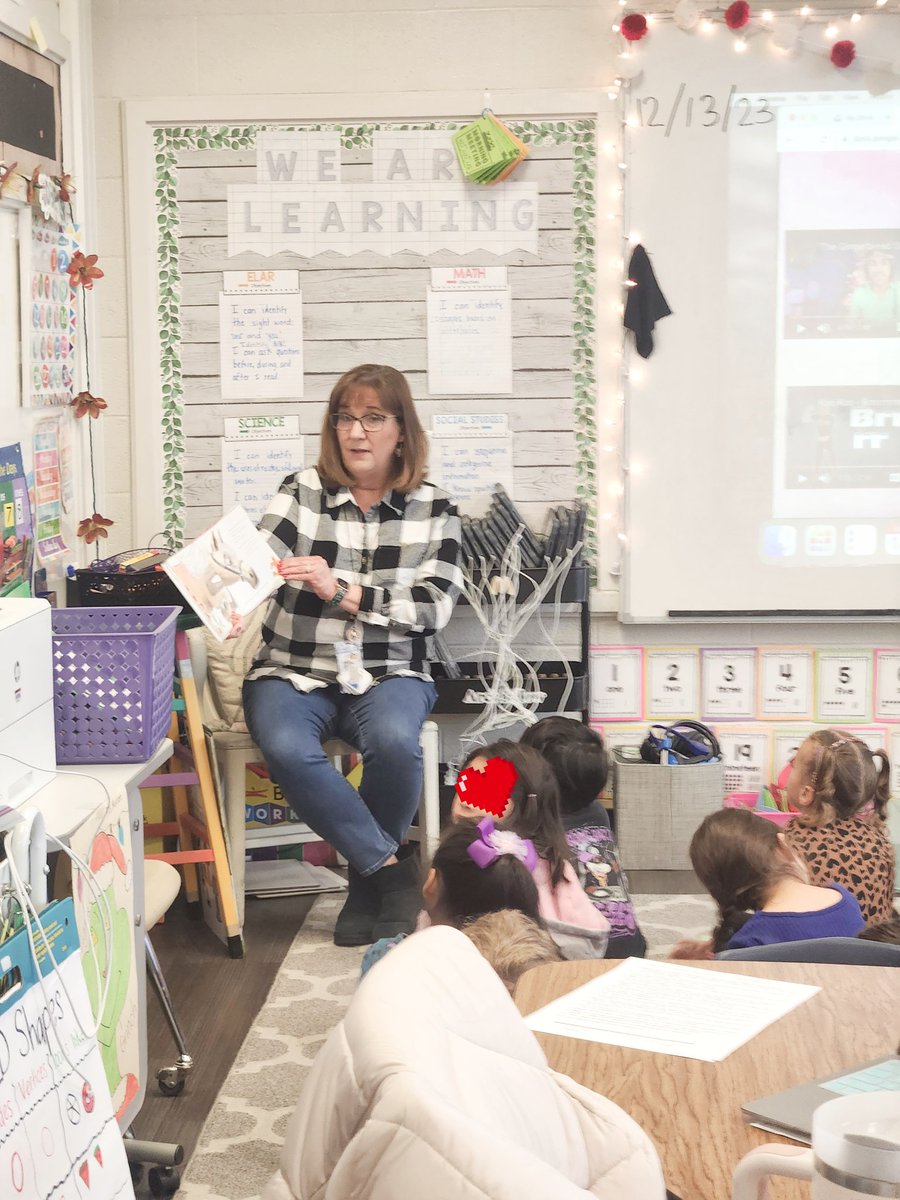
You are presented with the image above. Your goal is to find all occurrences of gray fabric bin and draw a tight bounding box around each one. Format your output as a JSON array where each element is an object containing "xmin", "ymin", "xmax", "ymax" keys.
[{"xmin": 611, "ymin": 751, "xmax": 724, "ymax": 869}]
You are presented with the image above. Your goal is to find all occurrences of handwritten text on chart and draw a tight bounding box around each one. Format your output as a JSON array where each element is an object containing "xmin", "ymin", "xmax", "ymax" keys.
[
  {"xmin": 426, "ymin": 287, "xmax": 512, "ymax": 396},
  {"xmin": 630, "ymin": 85, "xmax": 774, "ymax": 135},
  {"xmin": 219, "ymin": 292, "xmax": 304, "ymax": 400},
  {"xmin": 221, "ymin": 438, "xmax": 304, "ymax": 523}
]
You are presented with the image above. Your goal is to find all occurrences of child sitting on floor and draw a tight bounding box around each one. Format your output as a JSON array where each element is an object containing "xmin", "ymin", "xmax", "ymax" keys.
[
  {"xmin": 453, "ymin": 740, "xmax": 610, "ymax": 959},
  {"xmin": 361, "ymin": 818, "xmax": 553, "ymax": 976},
  {"xmin": 674, "ymin": 807, "xmax": 864, "ymax": 956},
  {"xmin": 782, "ymin": 730, "xmax": 895, "ymax": 926},
  {"xmin": 520, "ymin": 716, "xmax": 646, "ymax": 958}
]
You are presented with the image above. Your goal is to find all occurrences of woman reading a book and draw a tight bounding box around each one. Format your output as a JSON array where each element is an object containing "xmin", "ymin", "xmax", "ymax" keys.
[{"xmin": 241, "ymin": 365, "xmax": 463, "ymax": 947}]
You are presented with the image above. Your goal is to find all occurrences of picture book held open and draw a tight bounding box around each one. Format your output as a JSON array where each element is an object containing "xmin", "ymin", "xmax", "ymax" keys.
[{"xmin": 162, "ymin": 506, "xmax": 281, "ymax": 641}]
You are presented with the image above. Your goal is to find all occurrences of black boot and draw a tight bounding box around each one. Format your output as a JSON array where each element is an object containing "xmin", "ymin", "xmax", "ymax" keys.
[
  {"xmin": 370, "ymin": 845, "xmax": 422, "ymax": 941},
  {"xmin": 333, "ymin": 865, "xmax": 379, "ymax": 947}
]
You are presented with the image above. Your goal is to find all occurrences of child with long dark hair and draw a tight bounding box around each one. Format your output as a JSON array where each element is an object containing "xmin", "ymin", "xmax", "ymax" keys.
[
  {"xmin": 361, "ymin": 817, "xmax": 550, "ymax": 977},
  {"xmin": 453, "ymin": 739, "xmax": 610, "ymax": 958},
  {"xmin": 683, "ymin": 807, "xmax": 864, "ymax": 955},
  {"xmin": 521, "ymin": 716, "xmax": 646, "ymax": 958}
]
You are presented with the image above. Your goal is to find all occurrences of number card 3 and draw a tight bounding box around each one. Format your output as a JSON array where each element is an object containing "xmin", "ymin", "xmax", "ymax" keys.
[{"xmin": 701, "ymin": 649, "xmax": 756, "ymax": 721}]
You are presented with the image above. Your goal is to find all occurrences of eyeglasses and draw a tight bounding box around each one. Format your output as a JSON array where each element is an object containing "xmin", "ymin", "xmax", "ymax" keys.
[{"xmin": 330, "ymin": 411, "xmax": 395, "ymax": 432}]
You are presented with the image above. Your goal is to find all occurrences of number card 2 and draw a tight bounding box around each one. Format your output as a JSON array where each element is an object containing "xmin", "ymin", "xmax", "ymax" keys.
[
  {"xmin": 758, "ymin": 648, "xmax": 814, "ymax": 720},
  {"xmin": 701, "ymin": 649, "xmax": 756, "ymax": 720},
  {"xmin": 875, "ymin": 650, "xmax": 900, "ymax": 723},
  {"xmin": 646, "ymin": 648, "xmax": 699, "ymax": 719},
  {"xmin": 816, "ymin": 650, "xmax": 873, "ymax": 723},
  {"xmin": 590, "ymin": 646, "xmax": 643, "ymax": 720}
]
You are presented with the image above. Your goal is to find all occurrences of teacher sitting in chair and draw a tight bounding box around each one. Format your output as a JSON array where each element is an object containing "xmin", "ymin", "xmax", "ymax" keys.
[{"xmin": 242, "ymin": 364, "xmax": 462, "ymax": 947}]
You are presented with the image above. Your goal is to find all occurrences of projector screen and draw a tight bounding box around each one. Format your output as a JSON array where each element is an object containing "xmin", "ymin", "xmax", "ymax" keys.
[{"xmin": 621, "ymin": 21, "xmax": 900, "ymax": 621}]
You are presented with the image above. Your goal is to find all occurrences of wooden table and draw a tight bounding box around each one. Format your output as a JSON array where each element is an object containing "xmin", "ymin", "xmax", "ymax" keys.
[{"xmin": 516, "ymin": 959, "xmax": 900, "ymax": 1200}]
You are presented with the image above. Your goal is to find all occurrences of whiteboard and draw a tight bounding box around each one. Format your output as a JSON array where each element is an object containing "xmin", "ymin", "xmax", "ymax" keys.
[{"xmin": 621, "ymin": 20, "xmax": 900, "ymax": 622}]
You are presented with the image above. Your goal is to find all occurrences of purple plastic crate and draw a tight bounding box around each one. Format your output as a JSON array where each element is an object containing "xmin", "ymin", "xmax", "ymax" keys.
[{"xmin": 50, "ymin": 606, "xmax": 179, "ymax": 764}]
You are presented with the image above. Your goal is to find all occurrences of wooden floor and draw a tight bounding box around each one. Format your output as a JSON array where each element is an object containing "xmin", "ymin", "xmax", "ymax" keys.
[{"xmin": 132, "ymin": 893, "xmax": 314, "ymax": 1182}]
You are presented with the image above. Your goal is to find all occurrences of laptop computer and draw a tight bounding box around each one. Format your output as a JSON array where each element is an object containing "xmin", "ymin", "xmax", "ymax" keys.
[{"xmin": 742, "ymin": 1054, "xmax": 900, "ymax": 1143}]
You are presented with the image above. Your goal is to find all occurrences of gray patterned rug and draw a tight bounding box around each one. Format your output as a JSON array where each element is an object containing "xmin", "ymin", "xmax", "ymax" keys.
[{"xmin": 176, "ymin": 891, "xmax": 716, "ymax": 1199}]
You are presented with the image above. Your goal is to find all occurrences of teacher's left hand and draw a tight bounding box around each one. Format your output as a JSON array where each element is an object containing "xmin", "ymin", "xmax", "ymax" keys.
[{"xmin": 278, "ymin": 555, "xmax": 336, "ymax": 601}]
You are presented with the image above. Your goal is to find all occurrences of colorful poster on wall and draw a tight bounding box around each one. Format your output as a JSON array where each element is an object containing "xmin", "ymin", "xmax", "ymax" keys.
[
  {"xmin": 0, "ymin": 899, "xmax": 134, "ymax": 1200},
  {"xmin": 28, "ymin": 214, "xmax": 77, "ymax": 408},
  {"xmin": 69, "ymin": 789, "xmax": 142, "ymax": 1126},
  {"xmin": 0, "ymin": 441, "xmax": 34, "ymax": 595},
  {"xmin": 32, "ymin": 418, "xmax": 68, "ymax": 558}
]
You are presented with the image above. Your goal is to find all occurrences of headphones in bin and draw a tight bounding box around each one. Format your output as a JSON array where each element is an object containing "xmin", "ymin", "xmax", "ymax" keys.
[{"xmin": 639, "ymin": 720, "xmax": 721, "ymax": 765}]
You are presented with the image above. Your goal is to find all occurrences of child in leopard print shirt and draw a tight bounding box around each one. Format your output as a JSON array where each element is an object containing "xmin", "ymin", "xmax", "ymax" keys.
[{"xmin": 783, "ymin": 730, "xmax": 895, "ymax": 926}]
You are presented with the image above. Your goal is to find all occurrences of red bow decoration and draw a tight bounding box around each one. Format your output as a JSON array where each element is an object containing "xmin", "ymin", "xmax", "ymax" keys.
[{"xmin": 621, "ymin": 13, "xmax": 648, "ymax": 41}]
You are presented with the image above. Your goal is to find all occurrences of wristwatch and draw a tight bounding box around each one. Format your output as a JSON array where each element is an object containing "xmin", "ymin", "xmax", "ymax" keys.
[{"xmin": 330, "ymin": 577, "xmax": 350, "ymax": 606}]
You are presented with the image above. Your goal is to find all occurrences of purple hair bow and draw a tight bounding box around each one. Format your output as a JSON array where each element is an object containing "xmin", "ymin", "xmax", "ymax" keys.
[{"xmin": 467, "ymin": 817, "xmax": 538, "ymax": 872}]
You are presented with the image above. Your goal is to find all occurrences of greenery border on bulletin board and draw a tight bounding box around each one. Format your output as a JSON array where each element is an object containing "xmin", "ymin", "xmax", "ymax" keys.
[{"xmin": 152, "ymin": 120, "xmax": 598, "ymax": 567}]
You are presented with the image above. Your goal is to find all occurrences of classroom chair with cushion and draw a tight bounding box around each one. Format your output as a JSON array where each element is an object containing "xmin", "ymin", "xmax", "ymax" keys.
[
  {"xmin": 185, "ymin": 612, "xmax": 440, "ymax": 928},
  {"xmin": 261, "ymin": 925, "xmax": 667, "ymax": 1200},
  {"xmin": 716, "ymin": 937, "xmax": 900, "ymax": 966}
]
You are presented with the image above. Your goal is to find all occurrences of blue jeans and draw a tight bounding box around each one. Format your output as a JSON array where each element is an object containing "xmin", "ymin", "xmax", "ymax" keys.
[{"xmin": 242, "ymin": 675, "xmax": 437, "ymax": 875}]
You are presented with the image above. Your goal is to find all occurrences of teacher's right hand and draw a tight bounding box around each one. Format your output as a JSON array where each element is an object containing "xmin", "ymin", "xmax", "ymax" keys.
[{"xmin": 225, "ymin": 612, "xmax": 244, "ymax": 640}]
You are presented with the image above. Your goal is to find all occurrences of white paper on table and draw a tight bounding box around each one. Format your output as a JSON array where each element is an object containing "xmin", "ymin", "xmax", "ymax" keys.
[{"xmin": 526, "ymin": 958, "xmax": 820, "ymax": 1062}]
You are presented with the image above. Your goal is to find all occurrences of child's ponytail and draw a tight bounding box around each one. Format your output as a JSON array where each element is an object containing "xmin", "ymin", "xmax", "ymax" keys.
[
  {"xmin": 429, "ymin": 820, "xmax": 542, "ymax": 927},
  {"xmin": 802, "ymin": 731, "xmax": 890, "ymax": 827},
  {"xmin": 711, "ymin": 906, "xmax": 753, "ymax": 954},
  {"xmin": 690, "ymin": 808, "xmax": 806, "ymax": 953}
]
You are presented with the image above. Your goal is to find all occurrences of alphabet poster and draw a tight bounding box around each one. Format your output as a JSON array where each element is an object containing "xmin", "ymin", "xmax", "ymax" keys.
[{"xmin": 0, "ymin": 900, "xmax": 134, "ymax": 1200}]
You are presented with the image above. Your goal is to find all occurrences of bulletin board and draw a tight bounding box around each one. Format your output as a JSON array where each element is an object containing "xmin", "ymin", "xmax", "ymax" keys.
[{"xmin": 146, "ymin": 116, "xmax": 599, "ymax": 567}]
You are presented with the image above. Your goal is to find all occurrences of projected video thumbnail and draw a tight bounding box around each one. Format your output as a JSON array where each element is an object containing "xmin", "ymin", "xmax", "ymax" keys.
[
  {"xmin": 783, "ymin": 230, "xmax": 900, "ymax": 339},
  {"xmin": 783, "ymin": 385, "xmax": 900, "ymax": 490}
]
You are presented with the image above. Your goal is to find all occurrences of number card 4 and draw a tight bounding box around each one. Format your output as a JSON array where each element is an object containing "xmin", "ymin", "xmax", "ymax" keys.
[{"xmin": 758, "ymin": 648, "xmax": 814, "ymax": 721}]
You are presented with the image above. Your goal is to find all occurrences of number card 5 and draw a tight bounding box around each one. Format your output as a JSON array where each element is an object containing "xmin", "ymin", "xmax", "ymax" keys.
[{"xmin": 815, "ymin": 650, "xmax": 873, "ymax": 723}]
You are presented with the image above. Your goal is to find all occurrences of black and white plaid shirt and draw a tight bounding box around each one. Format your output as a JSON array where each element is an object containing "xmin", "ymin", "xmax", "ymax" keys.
[{"xmin": 248, "ymin": 467, "xmax": 463, "ymax": 691}]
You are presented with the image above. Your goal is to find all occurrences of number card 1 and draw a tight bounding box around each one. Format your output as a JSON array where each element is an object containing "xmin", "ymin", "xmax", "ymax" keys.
[
  {"xmin": 645, "ymin": 648, "xmax": 699, "ymax": 719},
  {"xmin": 701, "ymin": 649, "xmax": 756, "ymax": 720},
  {"xmin": 758, "ymin": 648, "xmax": 814, "ymax": 720},
  {"xmin": 816, "ymin": 650, "xmax": 873, "ymax": 723},
  {"xmin": 875, "ymin": 650, "xmax": 900, "ymax": 723},
  {"xmin": 590, "ymin": 646, "xmax": 643, "ymax": 720}
]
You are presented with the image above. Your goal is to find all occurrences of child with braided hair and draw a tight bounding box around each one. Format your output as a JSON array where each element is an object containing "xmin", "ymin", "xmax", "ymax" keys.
[
  {"xmin": 782, "ymin": 730, "xmax": 895, "ymax": 926},
  {"xmin": 674, "ymin": 807, "xmax": 864, "ymax": 956}
]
